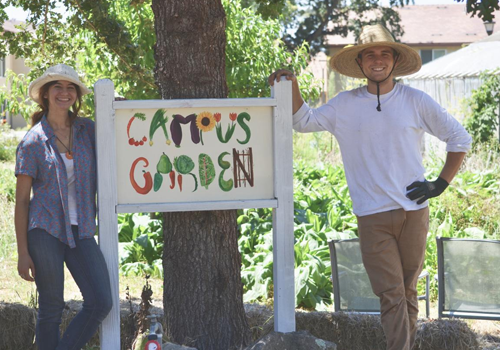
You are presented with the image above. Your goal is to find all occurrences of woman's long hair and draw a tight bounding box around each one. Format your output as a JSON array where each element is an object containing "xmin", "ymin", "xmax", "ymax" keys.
[{"xmin": 30, "ymin": 81, "xmax": 83, "ymax": 126}]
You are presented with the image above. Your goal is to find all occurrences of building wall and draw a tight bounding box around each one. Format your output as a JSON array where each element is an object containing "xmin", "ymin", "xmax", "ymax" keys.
[
  {"xmin": 329, "ymin": 44, "xmax": 462, "ymax": 61},
  {"xmin": 1, "ymin": 54, "xmax": 30, "ymax": 129}
]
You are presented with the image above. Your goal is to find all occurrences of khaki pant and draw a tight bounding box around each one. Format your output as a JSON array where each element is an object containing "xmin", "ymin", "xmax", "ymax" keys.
[{"xmin": 357, "ymin": 207, "xmax": 429, "ymax": 350}]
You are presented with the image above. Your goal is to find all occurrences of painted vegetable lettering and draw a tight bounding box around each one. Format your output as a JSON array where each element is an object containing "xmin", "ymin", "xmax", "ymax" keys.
[
  {"xmin": 173, "ymin": 155, "xmax": 198, "ymax": 192},
  {"xmin": 218, "ymin": 152, "xmax": 234, "ymax": 192},
  {"xmin": 156, "ymin": 153, "xmax": 173, "ymax": 174},
  {"xmin": 149, "ymin": 109, "xmax": 170, "ymax": 146},
  {"xmin": 127, "ymin": 113, "xmax": 147, "ymax": 146},
  {"xmin": 169, "ymin": 171, "xmax": 176, "ymax": 189},
  {"xmin": 153, "ymin": 172, "xmax": 163, "ymax": 192},
  {"xmin": 236, "ymin": 112, "xmax": 251, "ymax": 145},
  {"xmin": 198, "ymin": 153, "xmax": 216, "ymax": 189},
  {"xmin": 170, "ymin": 114, "xmax": 199, "ymax": 148},
  {"xmin": 196, "ymin": 112, "xmax": 217, "ymax": 145},
  {"xmin": 216, "ymin": 112, "xmax": 237, "ymax": 143},
  {"xmin": 130, "ymin": 157, "xmax": 153, "ymax": 195}
]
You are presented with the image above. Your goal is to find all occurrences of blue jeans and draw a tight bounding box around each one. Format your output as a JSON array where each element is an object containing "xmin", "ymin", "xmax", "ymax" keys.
[{"xmin": 28, "ymin": 226, "xmax": 112, "ymax": 350}]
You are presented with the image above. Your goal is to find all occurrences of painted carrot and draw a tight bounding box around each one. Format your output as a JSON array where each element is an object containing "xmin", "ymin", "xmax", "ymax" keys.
[
  {"xmin": 127, "ymin": 116, "xmax": 134, "ymax": 139},
  {"xmin": 169, "ymin": 171, "xmax": 176, "ymax": 189},
  {"xmin": 178, "ymin": 173, "xmax": 183, "ymax": 192}
]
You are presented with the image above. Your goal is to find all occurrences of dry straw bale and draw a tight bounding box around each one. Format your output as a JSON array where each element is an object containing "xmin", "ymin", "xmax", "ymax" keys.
[
  {"xmin": 415, "ymin": 318, "xmax": 480, "ymax": 350},
  {"xmin": 0, "ymin": 302, "xmax": 37, "ymax": 350},
  {"xmin": 245, "ymin": 306, "xmax": 482, "ymax": 350},
  {"xmin": 245, "ymin": 303, "xmax": 274, "ymax": 341},
  {"xmin": 0, "ymin": 300, "xmax": 487, "ymax": 350},
  {"xmin": 296, "ymin": 311, "xmax": 386, "ymax": 350},
  {"xmin": 0, "ymin": 299, "xmax": 162, "ymax": 350}
]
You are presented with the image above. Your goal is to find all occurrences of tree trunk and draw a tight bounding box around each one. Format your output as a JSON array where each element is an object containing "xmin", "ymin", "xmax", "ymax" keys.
[{"xmin": 151, "ymin": 1, "xmax": 251, "ymax": 349}]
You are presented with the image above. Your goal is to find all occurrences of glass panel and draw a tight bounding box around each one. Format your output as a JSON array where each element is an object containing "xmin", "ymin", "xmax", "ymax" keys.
[
  {"xmin": 0, "ymin": 57, "xmax": 5, "ymax": 77},
  {"xmin": 335, "ymin": 240, "xmax": 380, "ymax": 311},
  {"xmin": 433, "ymin": 49, "xmax": 446, "ymax": 60},
  {"xmin": 443, "ymin": 240, "xmax": 500, "ymax": 314},
  {"xmin": 420, "ymin": 50, "xmax": 433, "ymax": 64}
]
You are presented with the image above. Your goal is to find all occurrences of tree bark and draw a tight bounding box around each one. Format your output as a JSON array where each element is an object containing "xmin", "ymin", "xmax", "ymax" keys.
[{"xmin": 151, "ymin": 1, "xmax": 251, "ymax": 349}]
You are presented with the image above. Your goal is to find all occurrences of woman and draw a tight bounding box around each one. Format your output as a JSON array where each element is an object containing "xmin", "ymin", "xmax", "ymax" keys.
[{"xmin": 15, "ymin": 64, "xmax": 112, "ymax": 350}]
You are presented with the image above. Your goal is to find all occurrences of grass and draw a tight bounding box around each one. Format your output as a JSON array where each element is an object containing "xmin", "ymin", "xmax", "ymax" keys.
[
  {"xmin": 0, "ymin": 126, "xmax": 18, "ymax": 163},
  {"xmin": 0, "ymin": 251, "xmax": 164, "ymax": 306}
]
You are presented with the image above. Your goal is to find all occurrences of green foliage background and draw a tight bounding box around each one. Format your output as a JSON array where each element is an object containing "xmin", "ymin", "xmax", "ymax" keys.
[
  {"xmin": 0, "ymin": 0, "xmax": 320, "ymax": 125},
  {"xmin": 464, "ymin": 72, "xmax": 500, "ymax": 148},
  {"xmin": 1, "ymin": 0, "xmax": 499, "ymax": 313}
]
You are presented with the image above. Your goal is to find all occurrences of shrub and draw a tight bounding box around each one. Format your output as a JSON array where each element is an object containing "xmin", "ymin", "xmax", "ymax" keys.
[
  {"xmin": 464, "ymin": 72, "xmax": 500, "ymax": 148},
  {"xmin": 0, "ymin": 124, "xmax": 19, "ymax": 163}
]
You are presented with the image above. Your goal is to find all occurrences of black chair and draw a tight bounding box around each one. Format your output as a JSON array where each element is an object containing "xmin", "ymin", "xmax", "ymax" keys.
[
  {"xmin": 436, "ymin": 236, "xmax": 500, "ymax": 320},
  {"xmin": 329, "ymin": 238, "xmax": 430, "ymax": 317}
]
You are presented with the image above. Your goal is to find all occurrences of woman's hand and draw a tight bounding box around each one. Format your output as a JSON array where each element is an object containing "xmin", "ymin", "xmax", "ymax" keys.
[{"xmin": 18, "ymin": 253, "xmax": 36, "ymax": 282}]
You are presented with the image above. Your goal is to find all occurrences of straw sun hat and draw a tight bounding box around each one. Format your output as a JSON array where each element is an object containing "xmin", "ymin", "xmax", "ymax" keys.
[
  {"xmin": 330, "ymin": 24, "xmax": 422, "ymax": 79},
  {"xmin": 29, "ymin": 64, "xmax": 92, "ymax": 104}
]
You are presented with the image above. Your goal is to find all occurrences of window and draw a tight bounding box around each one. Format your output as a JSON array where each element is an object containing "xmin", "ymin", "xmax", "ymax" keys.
[
  {"xmin": 420, "ymin": 49, "xmax": 447, "ymax": 64},
  {"xmin": 0, "ymin": 57, "xmax": 5, "ymax": 77}
]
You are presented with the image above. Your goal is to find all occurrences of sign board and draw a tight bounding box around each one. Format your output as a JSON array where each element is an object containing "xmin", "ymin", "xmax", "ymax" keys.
[
  {"xmin": 115, "ymin": 106, "xmax": 274, "ymax": 206},
  {"xmin": 94, "ymin": 79, "xmax": 294, "ymax": 349}
]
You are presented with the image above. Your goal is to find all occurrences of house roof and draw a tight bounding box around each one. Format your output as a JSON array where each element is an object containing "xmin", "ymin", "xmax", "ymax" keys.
[
  {"xmin": 405, "ymin": 39, "xmax": 500, "ymax": 79},
  {"xmin": 2, "ymin": 19, "xmax": 32, "ymax": 33},
  {"xmin": 326, "ymin": 5, "xmax": 500, "ymax": 47}
]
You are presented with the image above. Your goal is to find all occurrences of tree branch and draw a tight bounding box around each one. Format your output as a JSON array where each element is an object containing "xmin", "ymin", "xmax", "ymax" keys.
[
  {"xmin": 305, "ymin": 0, "xmax": 341, "ymax": 47},
  {"xmin": 42, "ymin": 0, "xmax": 50, "ymax": 55},
  {"xmin": 69, "ymin": 0, "xmax": 156, "ymax": 90}
]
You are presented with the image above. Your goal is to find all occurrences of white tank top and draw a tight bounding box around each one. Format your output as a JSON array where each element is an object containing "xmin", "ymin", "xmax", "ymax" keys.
[{"xmin": 61, "ymin": 154, "xmax": 78, "ymax": 225}]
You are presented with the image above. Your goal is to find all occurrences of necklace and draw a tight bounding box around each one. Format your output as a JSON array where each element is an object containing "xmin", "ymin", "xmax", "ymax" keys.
[{"xmin": 54, "ymin": 126, "xmax": 73, "ymax": 160}]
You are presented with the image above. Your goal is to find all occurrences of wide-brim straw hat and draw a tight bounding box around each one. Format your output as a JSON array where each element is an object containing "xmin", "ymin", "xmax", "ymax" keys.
[
  {"xmin": 330, "ymin": 24, "xmax": 422, "ymax": 79},
  {"xmin": 29, "ymin": 64, "xmax": 92, "ymax": 104}
]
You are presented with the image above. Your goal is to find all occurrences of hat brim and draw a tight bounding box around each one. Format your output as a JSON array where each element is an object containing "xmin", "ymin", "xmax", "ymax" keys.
[
  {"xmin": 330, "ymin": 42, "xmax": 422, "ymax": 79},
  {"xmin": 29, "ymin": 73, "xmax": 92, "ymax": 104}
]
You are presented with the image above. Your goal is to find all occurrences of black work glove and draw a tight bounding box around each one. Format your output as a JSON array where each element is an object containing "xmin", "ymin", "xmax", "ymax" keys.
[{"xmin": 406, "ymin": 177, "xmax": 449, "ymax": 204}]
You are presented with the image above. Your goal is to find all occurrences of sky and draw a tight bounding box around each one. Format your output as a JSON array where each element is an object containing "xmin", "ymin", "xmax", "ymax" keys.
[
  {"xmin": 5, "ymin": 0, "xmax": 463, "ymax": 21},
  {"xmin": 5, "ymin": 4, "xmax": 67, "ymax": 21}
]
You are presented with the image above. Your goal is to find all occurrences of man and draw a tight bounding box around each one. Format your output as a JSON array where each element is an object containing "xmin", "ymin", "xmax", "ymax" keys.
[{"xmin": 269, "ymin": 24, "xmax": 471, "ymax": 350}]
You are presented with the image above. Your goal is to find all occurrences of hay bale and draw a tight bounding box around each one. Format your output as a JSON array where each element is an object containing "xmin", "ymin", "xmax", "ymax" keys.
[
  {"xmin": 296, "ymin": 311, "xmax": 386, "ymax": 350},
  {"xmin": 0, "ymin": 302, "xmax": 37, "ymax": 350},
  {"xmin": 0, "ymin": 300, "xmax": 484, "ymax": 350},
  {"xmin": 245, "ymin": 303, "xmax": 274, "ymax": 341},
  {"xmin": 415, "ymin": 318, "xmax": 479, "ymax": 350},
  {"xmin": 61, "ymin": 299, "xmax": 165, "ymax": 350},
  {"xmin": 0, "ymin": 299, "xmax": 158, "ymax": 350}
]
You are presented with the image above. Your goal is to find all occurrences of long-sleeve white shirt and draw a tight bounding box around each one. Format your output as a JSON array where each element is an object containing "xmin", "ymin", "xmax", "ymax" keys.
[{"xmin": 293, "ymin": 84, "xmax": 472, "ymax": 216}]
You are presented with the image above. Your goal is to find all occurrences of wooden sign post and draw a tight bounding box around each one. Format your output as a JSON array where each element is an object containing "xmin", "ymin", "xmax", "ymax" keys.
[{"xmin": 94, "ymin": 78, "xmax": 294, "ymax": 349}]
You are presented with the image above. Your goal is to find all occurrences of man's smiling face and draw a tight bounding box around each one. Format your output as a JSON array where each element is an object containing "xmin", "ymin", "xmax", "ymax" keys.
[{"xmin": 357, "ymin": 46, "xmax": 398, "ymax": 82}]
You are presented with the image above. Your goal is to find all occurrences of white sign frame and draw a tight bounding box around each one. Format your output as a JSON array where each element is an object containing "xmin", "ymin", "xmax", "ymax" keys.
[{"xmin": 94, "ymin": 79, "xmax": 294, "ymax": 349}]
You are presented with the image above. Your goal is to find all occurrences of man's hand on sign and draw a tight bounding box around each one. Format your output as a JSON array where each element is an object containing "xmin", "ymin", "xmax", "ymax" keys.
[
  {"xmin": 268, "ymin": 69, "xmax": 297, "ymax": 87},
  {"xmin": 268, "ymin": 69, "xmax": 304, "ymax": 114}
]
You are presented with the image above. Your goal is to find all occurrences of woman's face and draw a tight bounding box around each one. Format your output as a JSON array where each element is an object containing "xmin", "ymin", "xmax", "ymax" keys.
[{"xmin": 44, "ymin": 80, "xmax": 77, "ymax": 111}]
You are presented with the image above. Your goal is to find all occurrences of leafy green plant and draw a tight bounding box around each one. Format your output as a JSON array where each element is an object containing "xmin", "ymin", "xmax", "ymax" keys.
[
  {"xmin": 114, "ymin": 154, "xmax": 500, "ymax": 309},
  {"xmin": 118, "ymin": 213, "xmax": 164, "ymax": 278},
  {"xmin": 0, "ymin": 194, "xmax": 16, "ymax": 261},
  {"xmin": 238, "ymin": 163, "xmax": 358, "ymax": 310},
  {"xmin": 0, "ymin": 167, "xmax": 16, "ymax": 202},
  {"xmin": 0, "ymin": 123, "xmax": 19, "ymax": 163},
  {"xmin": 464, "ymin": 72, "xmax": 500, "ymax": 147}
]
